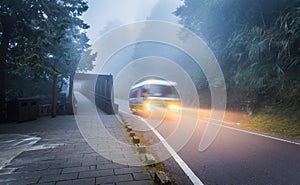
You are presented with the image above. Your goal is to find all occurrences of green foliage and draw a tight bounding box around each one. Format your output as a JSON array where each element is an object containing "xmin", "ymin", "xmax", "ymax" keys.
[
  {"xmin": 77, "ymin": 49, "xmax": 97, "ymax": 73},
  {"xmin": 241, "ymin": 106, "xmax": 300, "ymax": 140},
  {"xmin": 0, "ymin": 0, "xmax": 93, "ymax": 103},
  {"xmin": 1, "ymin": 0, "xmax": 90, "ymax": 76},
  {"xmin": 6, "ymin": 74, "xmax": 53, "ymax": 104},
  {"xmin": 175, "ymin": 0, "xmax": 300, "ymax": 110}
]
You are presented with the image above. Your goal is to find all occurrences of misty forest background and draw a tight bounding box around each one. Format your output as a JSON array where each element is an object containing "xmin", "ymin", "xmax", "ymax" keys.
[
  {"xmin": 174, "ymin": 0, "xmax": 300, "ymax": 111},
  {"xmin": 0, "ymin": 0, "xmax": 95, "ymax": 118},
  {"xmin": 0, "ymin": 0, "xmax": 299, "ymax": 132}
]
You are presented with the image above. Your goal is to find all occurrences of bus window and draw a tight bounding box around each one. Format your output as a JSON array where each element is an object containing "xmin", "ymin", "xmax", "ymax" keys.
[
  {"xmin": 129, "ymin": 89, "xmax": 137, "ymax": 98},
  {"xmin": 148, "ymin": 85, "xmax": 179, "ymax": 98},
  {"xmin": 141, "ymin": 88, "xmax": 148, "ymax": 97}
]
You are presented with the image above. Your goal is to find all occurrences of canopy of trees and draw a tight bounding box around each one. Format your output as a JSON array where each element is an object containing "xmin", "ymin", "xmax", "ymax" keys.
[
  {"xmin": 175, "ymin": 0, "xmax": 300, "ymax": 110},
  {"xmin": 0, "ymin": 0, "xmax": 94, "ymax": 118}
]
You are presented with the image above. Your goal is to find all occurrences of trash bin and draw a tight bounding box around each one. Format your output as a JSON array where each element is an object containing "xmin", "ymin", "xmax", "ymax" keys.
[
  {"xmin": 16, "ymin": 97, "xmax": 40, "ymax": 122},
  {"xmin": 7, "ymin": 100, "xmax": 17, "ymax": 122}
]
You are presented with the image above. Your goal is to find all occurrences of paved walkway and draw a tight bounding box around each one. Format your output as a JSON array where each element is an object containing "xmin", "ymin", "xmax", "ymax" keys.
[{"xmin": 0, "ymin": 99, "xmax": 153, "ymax": 185}]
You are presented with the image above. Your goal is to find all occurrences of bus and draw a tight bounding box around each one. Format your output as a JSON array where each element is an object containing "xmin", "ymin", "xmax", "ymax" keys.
[{"xmin": 129, "ymin": 79, "xmax": 181, "ymax": 117}]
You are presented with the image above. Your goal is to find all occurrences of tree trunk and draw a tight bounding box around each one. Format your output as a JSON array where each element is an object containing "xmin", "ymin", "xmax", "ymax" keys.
[
  {"xmin": 0, "ymin": 21, "xmax": 11, "ymax": 121},
  {"xmin": 68, "ymin": 72, "xmax": 75, "ymax": 114},
  {"xmin": 51, "ymin": 74, "xmax": 58, "ymax": 118},
  {"xmin": 51, "ymin": 61, "xmax": 58, "ymax": 118}
]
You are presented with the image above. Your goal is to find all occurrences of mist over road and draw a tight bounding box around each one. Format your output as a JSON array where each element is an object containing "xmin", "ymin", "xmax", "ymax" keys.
[{"xmin": 116, "ymin": 98, "xmax": 300, "ymax": 185}]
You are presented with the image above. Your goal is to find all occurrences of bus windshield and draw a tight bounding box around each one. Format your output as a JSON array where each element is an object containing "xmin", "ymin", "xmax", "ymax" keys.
[{"xmin": 147, "ymin": 84, "xmax": 179, "ymax": 98}]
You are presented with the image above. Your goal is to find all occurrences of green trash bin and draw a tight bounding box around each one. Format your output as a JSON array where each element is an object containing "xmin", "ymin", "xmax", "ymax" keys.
[{"xmin": 17, "ymin": 97, "xmax": 40, "ymax": 122}]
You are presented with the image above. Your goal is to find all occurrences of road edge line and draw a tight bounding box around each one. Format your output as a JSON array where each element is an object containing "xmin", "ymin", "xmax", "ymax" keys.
[
  {"xmin": 121, "ymin": 111, "xmax": 204, "ymax": 185},
  {"xmin": 200, "ymin": 119, "xmax": 300, "ymax": 146}
]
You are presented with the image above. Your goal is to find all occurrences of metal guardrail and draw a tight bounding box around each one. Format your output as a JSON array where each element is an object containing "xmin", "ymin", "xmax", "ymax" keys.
[{"xmin": 76, "ymin": 73, "xmax": 118, "ymax": 114}]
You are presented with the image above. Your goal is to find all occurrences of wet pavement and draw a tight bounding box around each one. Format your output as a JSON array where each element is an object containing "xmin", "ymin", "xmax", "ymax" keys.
[
  {"xmin": 0, "ymin": 112, "xmax": 153, "ymax": 185},
  {"xmin": 0, "ymin": 134, "xmax": 40, "ymax": 170}
]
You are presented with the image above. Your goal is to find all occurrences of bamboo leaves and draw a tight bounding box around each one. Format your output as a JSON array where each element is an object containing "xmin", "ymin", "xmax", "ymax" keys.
[{"xmin": 175, "ymin": 0, "xmax": 300, "ymax": 108}]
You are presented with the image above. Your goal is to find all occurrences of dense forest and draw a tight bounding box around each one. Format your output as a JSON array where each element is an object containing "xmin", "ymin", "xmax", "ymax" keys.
[
  {"xmin": 0, "ymin": 0, "xmax": 94, "ymax": 120},
  {"xmin": 175, "ymin": 0, "xmax": 300, "ymax": 112},
  {"xmin": 1, "ymin": 0, "xmax": 299, "ymax": 131}
]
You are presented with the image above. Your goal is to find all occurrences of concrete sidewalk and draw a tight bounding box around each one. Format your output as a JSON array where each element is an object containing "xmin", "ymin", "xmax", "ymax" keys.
[{"xmin": 0, "ymin": 111, "xmax": 153, "ymax": 184}]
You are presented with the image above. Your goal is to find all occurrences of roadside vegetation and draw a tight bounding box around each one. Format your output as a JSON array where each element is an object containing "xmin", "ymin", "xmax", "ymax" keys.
[
  {"xmin": 175, "ymin": 0, "xmax": 300, "ymax": 139},
  {"xmin": 0, "ymin": 0, "xmax": 95, "ymax": 119},
  {"xmin": 120, "ymin": 116, "xmax": 175, "ymax": 184},
  {"xmin": 241, "ymin": 106, "xmax": 300, "ymax": 140}
]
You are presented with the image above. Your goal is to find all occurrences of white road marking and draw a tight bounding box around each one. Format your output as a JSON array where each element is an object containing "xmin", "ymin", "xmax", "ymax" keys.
[
  {"xmin": 200, "ymin": 119, "xmax": 300, "ymax": 146},
  {"xmin": 118, "ymin": 98, "xmax": 299, "ymax": 184},
  {"xmin": 209, "ymin": 118, "xmax": 238, "ymax": 125},
  {"xmin": 121, "ymin": 110, "xmax": 204, "ymax": 185},
  {"xmin": 0, "ymin": 135, "xmax": 40, "ymax": 170}
]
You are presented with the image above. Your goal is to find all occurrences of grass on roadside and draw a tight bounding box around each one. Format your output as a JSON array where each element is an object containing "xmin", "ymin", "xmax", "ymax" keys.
[
  {"xmin": 119, "ymin": 114, "xmax": 175, "ymax": 184},
  {"xmin": 130, "ymin": 129, "xmax": 175, "ymax": 184},
  {"xmin": 240, "ymin": 106, "xmax": 300, "ymax": 140}
]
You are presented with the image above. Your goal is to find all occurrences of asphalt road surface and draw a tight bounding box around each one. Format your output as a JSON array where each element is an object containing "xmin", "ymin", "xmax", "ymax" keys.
[{"xmin": 116, "ymin": 98, "xmax": 300, "ymax": 185}]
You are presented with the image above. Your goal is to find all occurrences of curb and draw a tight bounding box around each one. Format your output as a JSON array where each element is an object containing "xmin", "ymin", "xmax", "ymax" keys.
[{"xmin": 123, "ymin": 119, "xmax": 173, "ymax": 185}]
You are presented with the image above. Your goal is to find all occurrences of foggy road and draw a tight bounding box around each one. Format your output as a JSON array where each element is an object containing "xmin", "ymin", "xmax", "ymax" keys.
[{"xmin": 116, "ymin": 98, "xmax": 300, "ymax": 185}]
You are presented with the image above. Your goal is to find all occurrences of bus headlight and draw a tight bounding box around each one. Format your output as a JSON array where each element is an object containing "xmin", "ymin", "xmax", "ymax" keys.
[
  {"xmin": 168, "ymin": 104, "xmax": 180, "ymax": 112},
  {"xmin": 145, "ymin": 103, "xmax": 153, "ymax": 111}
]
